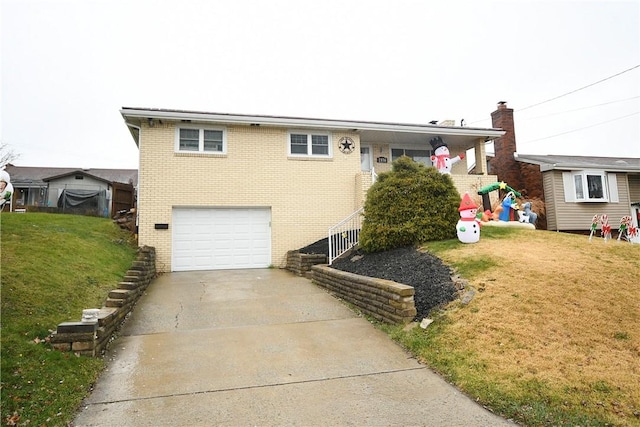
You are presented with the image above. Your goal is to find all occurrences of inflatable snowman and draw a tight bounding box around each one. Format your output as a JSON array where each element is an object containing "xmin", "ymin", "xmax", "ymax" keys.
[
  {"xmin": 457, "ymin": 193, "xmax": 480, "ymax": 244},
  {"xmin": 429, "ymin": 136, "xmax": 465, "ymax": 175},
  {"xmin": 0, "ymin": 169, "xmax": 13, "ymax": 210}
]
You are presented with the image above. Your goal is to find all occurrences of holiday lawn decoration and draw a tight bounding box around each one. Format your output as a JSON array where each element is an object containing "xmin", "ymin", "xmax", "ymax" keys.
[
  {"xmin": 617, "ymin": 216, "xmax": 631, "ymax": 242},
  {"xmin": 600, "ymin": 214, "xmax": 612, "ymax": 242},
  {"xmin": 456, "ymin": 193, "xmax": 481, "ymax": 244},
  {"xmin": 616, "ymin": 215, "xmax": 639, "ymax": 243},
  {"xmin": 0, "ymin": 169, "xmax": 13, "ymax": 210},
  {"xmin": 588, "ymin": 214, "xmax": 599, "ymax": 242},
  {"xmin": 498, "ymin": 191, "xmax": 516, "ymax": 222},
  {"xmin": 518, "ymin": 202, "xmax": 538, "ymax": 225},
  {"xmin": 429, "ymin": 136, "xmax": 465, "ymax": 175},
  {"xmin": 477, "ymin": 181, "xmax": 521, "ymax": 213}
]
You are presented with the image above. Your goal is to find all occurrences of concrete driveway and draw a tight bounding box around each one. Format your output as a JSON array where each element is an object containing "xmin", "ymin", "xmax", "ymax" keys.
[{"xmin": 72, "ymin": 269, "xmax": 514, "ymax": 426}]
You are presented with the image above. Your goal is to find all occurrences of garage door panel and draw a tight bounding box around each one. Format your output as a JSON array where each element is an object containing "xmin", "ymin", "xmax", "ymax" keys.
[{"xmin": 172, "ymin": 208, "xmax": 271, "ymax": 271}]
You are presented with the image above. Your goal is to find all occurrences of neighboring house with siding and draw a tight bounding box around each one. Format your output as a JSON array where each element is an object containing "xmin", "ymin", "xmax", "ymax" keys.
[
  {"xmin": 514, "ymin": 154, "xmax": 640, "ymax": 231},
  {"xmin": 121, "ymin": 107, "xmax": 506, "ymax": 272}
]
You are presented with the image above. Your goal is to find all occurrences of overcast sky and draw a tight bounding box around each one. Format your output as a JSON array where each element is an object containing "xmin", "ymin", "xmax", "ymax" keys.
[{"xmin": 2, "ymin": 0, "xmax": 639, "ymax": 170}]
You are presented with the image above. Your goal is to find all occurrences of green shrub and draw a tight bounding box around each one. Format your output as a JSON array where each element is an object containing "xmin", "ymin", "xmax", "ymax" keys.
[{"xmin": 360, "ymin": 156, "xmax": 461, "ymax": 252}]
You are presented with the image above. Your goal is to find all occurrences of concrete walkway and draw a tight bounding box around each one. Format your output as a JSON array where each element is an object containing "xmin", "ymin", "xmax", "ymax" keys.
[{"xmin": 73, "ymin": 269, "xmax": 514, "ymax": 426}]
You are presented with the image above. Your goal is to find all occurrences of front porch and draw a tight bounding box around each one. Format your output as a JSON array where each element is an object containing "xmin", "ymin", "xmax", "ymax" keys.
[
  {"xmin": 356, "ymin": 125, "xmax": 499, "ymax": 208},
  {"xmin": 357, "ymin": 170, "xmax": 500, "ymax": 210}
]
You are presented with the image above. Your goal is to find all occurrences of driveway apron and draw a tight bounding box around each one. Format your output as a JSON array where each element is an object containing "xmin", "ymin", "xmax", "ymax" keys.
[{"xmin": 73, "ymin": 269, "xmax": 513, "ymax": 426}]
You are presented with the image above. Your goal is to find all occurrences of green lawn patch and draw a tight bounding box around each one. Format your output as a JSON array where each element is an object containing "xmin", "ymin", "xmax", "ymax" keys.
[{"xmin": 1, "ymin": 213, "xmax": 137, "ymax": 426}]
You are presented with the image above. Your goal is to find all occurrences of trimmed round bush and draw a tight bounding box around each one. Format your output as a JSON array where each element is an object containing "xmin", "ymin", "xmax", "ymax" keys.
[{"xmin": 360, "ymin": 156, "xmax": 461, "ymax": 252}]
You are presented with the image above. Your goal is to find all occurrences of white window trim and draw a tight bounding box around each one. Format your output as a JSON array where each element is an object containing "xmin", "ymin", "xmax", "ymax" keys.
[
  {"xmin": 175, "ymin": 125, "xmax": 227, "ymax": 154},
  {"xmin": 287, "ymin": 130, "xmax": 332, "ymax": 158},
  {"xmin": 389, "ymin": 146, "xmax": 433, "ymax": 166},
  {"xmin": 562, "ymin": 170, "xmax": 610, "ymax": 203}
]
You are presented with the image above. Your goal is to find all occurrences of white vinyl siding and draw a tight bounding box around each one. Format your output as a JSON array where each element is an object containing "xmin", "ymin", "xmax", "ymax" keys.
[{"xmin": 552, "ymin": 170, "xmax": 630, "ymax": 231}]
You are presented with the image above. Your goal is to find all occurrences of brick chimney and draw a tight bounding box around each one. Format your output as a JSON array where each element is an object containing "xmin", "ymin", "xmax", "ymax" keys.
[
  {"xmin": 489, "ymin": 102, "xmax": 545, "ymax": 226},
  {"xmin": 490, "ymin": 101, "xmax": 525, "ymax": 191}
]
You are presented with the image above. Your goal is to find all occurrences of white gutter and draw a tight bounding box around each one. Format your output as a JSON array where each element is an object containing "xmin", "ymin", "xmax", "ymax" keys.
[
  {"xmin": 514, "ymin": 152, "xmax": 640, "ymax": 173},
  {"xmin": 120, "ymin": 108, "xmax": 505, "ymax": 138},
  {"xmin": 124, "ymin": 121, "xmax": 141, "ymax": 145},
  {"xmin": 124, "ymin": 120, "xmax": 142, "ymax": 233}
]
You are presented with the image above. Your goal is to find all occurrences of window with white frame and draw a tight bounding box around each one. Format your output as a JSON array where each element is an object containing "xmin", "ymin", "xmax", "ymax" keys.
[
  {"xmin": 562, "ymin": 170, "xmax": 617, "ymax": 202},
  {"xmin": 288, "ymin": 132, "xmax": 331, "ymax": 157},
  {"xmin": 176, "ymin": 127, "xmax": 226, "ymax": 153},
  {"xmin": 391, "ymin": 148, "xmax": 432, "ymax": 167}
]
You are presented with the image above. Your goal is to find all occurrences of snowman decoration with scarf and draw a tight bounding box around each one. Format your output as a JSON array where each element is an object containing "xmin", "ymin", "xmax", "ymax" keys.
[{"xmin": 429, "ymin": 136, "xmax": 465, "ymax": 175}]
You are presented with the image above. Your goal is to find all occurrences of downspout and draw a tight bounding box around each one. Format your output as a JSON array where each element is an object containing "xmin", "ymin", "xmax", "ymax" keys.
[{"xmin": 125, "ymin": 122, "xmax": 142, "ymax": 236}]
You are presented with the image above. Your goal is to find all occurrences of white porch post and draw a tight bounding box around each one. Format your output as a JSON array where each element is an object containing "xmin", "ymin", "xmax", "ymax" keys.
[{"xmin": 474, "ymin": 138, "xmax": 488, "ymax": 175}]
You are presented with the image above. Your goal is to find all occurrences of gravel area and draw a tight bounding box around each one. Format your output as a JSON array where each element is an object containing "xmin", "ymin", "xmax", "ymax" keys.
[{"xmin": 299, "ymin": 240, "xmax": 459, "ymax": 321}]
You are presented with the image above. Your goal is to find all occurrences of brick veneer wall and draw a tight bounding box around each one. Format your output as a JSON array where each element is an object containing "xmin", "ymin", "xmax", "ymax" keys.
[
  {"xmin": 137, "ymin": 121, "xmax": 362, "ymax": 272},
  {"xmin": 311, "ymin": 265, "xmax": 417, "ymax": 324},
  {"xmin": 50, "ymin": 246, "xmax": 156, "ymax": 357}
]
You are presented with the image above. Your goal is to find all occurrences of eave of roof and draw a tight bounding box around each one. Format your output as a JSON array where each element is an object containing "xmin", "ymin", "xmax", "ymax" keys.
[
  {"xmin": 4, "ymin": 165, "xmax": 138, "ymax": 186},
  {"xmin": 43, "ymin": 170, "xmax": 113, "ymax": 184},
  {"xmin": 120, "ymin": 107, "xmax": 505, "ymax": 146},
  {"xmin": 514, "ymin": 153, "xmax": 640, "ymax": 172}
]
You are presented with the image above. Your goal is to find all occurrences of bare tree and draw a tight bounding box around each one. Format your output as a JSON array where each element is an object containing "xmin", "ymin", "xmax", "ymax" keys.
[{"xmin": 0, "ymin": 142, "xmax": 20, "ymax": 168}]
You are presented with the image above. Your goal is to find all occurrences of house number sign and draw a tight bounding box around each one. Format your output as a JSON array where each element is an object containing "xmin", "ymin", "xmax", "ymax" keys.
[{"xmin": 338, "ymin": 136, "xmax": 355, "ymax": 154}]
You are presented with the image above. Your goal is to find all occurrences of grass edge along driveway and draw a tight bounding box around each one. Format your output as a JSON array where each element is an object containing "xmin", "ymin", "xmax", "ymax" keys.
[
  {"xmin": 1, "ymin": 213, "xmax": 137, "ymax": 427},
  {"xmin": 382, "ymin": 227, "xmax": 640, "ymax": 427}
]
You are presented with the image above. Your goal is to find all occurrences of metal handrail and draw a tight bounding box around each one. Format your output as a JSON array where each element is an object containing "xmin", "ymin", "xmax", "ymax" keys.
[{"xmin": 328, "ymin": 207, "xmax": 364, "ymax": 265}]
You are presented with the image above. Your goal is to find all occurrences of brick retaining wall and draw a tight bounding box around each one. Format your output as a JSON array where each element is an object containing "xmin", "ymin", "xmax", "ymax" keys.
[
  {"xmin": 311, "ymin": 265, "xmax": 416, "ymax": 325},
  {"xmin": 50, "ymin": 246, "xmax": 156, "ymax": 357},
  {"xmin": 286, "ymin": 250, "xmax": 327, "ymax": 277}
]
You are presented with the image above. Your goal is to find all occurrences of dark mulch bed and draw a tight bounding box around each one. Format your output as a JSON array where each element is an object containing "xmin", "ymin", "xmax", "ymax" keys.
[{"xmin": 298, "ymin": 240, "xmax": 458, "ymax": 321}]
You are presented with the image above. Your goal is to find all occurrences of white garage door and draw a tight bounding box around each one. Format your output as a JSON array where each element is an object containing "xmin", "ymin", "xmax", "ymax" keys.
[{"xmin": 172, "ymin": 208, "xmax": 271, "ymax": 271}]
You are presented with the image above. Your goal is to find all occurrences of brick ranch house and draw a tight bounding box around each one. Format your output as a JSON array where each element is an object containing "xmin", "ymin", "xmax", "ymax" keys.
[{"xmin": 121, "ymin": 107, "xmax": 505, "ymax": 272}]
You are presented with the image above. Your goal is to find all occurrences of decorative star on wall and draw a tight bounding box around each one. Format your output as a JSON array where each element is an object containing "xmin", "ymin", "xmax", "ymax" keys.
[{"xmin": 338, "ymin": 136, "xmax": 355, "ymax": 154}]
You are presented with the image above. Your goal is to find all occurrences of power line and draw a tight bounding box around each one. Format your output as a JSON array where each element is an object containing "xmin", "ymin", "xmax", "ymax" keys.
[
  {"xmin": 516, "ymin": 64, "xmax": 640, "ymax": 113},
  {"xmin": 516, "ymin": 96, "xmax": 640, "ymax": 121},
  {"xmin": 467, "ymin": 64, "xmax": 640, "ymax": 125},
  {"xmin": 518, "ymin": 111, "xmax": 639, "ymax": 145}
]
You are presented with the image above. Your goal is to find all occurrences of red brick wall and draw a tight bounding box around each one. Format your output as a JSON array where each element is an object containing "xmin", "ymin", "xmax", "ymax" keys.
[{"xmin": 490, "ymin": 102, "xmax": 544, "ymax": 200}]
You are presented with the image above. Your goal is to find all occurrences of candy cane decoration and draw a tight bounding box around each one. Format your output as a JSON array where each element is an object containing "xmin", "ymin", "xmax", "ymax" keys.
[
  {"xmin": 600, "ymin": 214, "xmax": 612, "ymax": 242},
  {"xmin": 588, "ymin": 214, "xmax": 599, "ymax": 242},
  {"xmin": 618, "ymin": 216, "xmax": 632, "ymax": 241}
]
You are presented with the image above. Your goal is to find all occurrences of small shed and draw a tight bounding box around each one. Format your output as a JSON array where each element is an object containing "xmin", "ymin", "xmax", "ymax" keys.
[{"xmin": 44, "ymin": 170, "xmax": 135, "ymax": 217}]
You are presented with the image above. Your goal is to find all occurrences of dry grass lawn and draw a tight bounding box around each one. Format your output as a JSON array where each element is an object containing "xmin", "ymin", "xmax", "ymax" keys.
[{"xmin": 420, "ymin": 228, "xmax": 640, "ymax": 426}]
